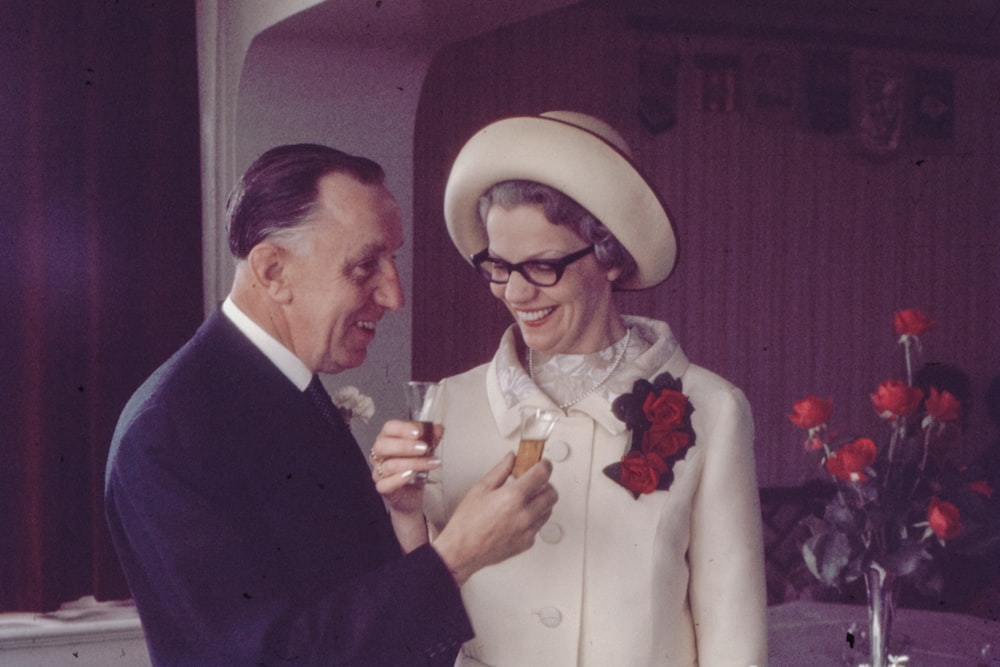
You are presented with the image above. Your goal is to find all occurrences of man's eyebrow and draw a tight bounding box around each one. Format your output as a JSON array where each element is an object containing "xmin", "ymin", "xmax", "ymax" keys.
[{"xmin": 345, "ymin": 241, "xmax": 391, "ymax": 267}]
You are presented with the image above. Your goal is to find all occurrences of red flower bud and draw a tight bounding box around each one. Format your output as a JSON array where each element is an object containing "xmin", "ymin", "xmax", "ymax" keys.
[
  {"xmin": 804, "ymin": 436, "xmax": 824, "ymax": 452},
  {"xmin": 788, "ymin": 395, "xmax": 833, "ymax": 430},
  {"xmin": 925, "ymin": 387, "xmax": 961, "ymax": 422},
  {"xmin": 893, "ymin": 309, "xmax": 935, "ymax": 337},
  {"xmin": 927, "ymin": 496, "xmax": 963, "ymax": 539},
  {"xmin": 871, "ymin": 380, "xmax": 923, "ymax": 419},
  {"xmin": 620, "ymin": 451, "xmax": 662, "ymax": 494},
  {"xmin": 968, "ymin": 480, "xmax": 994, "ymax": 499},
  {"xmin": 824, "ymin": 437, "xmax": 877, "ymax": 482}
]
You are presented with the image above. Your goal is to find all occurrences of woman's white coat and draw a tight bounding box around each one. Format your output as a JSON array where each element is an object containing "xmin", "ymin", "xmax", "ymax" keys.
[{"xmin": 425, "ymin": 317, "xmax": 768, "ymax": 667}]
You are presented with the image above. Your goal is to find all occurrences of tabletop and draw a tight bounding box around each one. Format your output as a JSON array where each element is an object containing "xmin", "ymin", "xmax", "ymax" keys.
[{"xmin": 769, "ymin": 600, "xmax": 999, "ymax": 666}]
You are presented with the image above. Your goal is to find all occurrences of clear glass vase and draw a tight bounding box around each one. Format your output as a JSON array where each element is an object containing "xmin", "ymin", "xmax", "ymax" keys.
[{"xmin": 863, "ymin": 562, "xmax": 898, "ymax": 667}]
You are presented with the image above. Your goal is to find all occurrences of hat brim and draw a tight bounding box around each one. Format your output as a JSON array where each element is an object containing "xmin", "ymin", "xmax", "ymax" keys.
[{"xmin": 443, "ymin": 115, "xmax": 676, "ymax": 290}]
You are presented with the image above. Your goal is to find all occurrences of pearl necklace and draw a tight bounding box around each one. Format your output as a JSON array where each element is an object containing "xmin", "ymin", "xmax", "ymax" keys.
[{"xmin": 528, "ymin": 327, "xmax": 632, "ymax": 411}]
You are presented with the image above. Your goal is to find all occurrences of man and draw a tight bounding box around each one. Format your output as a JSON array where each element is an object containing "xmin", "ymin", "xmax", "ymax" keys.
[{"xmin": 105, "ymin": 144, "xmax": 557, "ymax": 666}]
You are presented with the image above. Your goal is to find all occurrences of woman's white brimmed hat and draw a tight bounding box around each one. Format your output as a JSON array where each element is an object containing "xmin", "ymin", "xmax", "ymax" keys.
[{"xmin": 443, "ymin": 111, "xmax": 676, "ymax": 290}]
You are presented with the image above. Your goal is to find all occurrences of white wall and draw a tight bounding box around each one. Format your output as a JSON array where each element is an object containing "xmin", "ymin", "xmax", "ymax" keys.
[
  {"xmin": 205, "ymin": 0, "xmax": 575, "ymax": 446},
  {"xmin": 233, "ymin": 37, "xmax": 431, "ymax": 444}
]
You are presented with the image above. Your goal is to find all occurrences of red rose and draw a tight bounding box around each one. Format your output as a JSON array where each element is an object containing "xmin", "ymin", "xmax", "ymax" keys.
[
  {"xmin": 620, "ymin": 451, "xmax": 664, "ymax": 494},
  {"xmin": 642, "ymin": 423, "xmax": 691, "ymax": 459},
  {"xmin": 824, "ymin": 437, "xmax": 877, "ymax": 482},
  {"xmin": 870, "ymin": 380, "xmax": 924, "ymax": 418},
  {"xmin": 893, "ymin": 309, "xmax": 935, "ymax": 337},
  {"xmin": 804, "ymin": 436, "xmax": 824, "ymax": 452},
  {"xmin": 925, "ymin": 387, "xmax": 961, "ymax": 422},
  {"xmin": 642, "ymin": 389, "xmax": 687, "ymax": 427},
  {"xmin": 927, "ymin": 496, "xmax": 963, "ymax": 539},
  {"xmin": 968, "ymin": 480, "xmax": 994, "ymax": 499},
  {"xmin": 787, "ymin": 395, "xmax": 833, "ymax": 430}
]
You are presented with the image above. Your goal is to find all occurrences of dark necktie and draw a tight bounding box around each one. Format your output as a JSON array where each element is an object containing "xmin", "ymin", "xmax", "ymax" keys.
[{"xmin": 305, "ymin": 375, "xmax": 352, "ymax": 438}]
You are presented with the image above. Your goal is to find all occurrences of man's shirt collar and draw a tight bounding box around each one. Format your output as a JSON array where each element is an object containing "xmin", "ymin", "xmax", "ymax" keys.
[{"xmin": 222, "ymin": 296, "xmax": 313, "ymax": 391}]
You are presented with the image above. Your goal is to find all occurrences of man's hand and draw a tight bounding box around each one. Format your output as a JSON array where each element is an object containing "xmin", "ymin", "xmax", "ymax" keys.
[{"xmin": 432, "ymin": 452, "xmax": 558, "ymax": 585}]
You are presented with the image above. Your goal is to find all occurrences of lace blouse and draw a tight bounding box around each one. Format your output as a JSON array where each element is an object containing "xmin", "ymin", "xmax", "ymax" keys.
[{"xmin": 494, "ymin": 315, "xmax": 679, "ymax": 411}]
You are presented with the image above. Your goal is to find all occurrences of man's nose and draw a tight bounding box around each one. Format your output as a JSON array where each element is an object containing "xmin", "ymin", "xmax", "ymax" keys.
[{"xmin": 376, "ymin": 261, "xmax": 405, "ymax": 310}]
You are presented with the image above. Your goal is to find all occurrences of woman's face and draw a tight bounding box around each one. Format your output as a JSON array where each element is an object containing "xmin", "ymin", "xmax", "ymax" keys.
[{"xmin": 484, "ymin": 203, "xmax": 623, "ymax": 355}]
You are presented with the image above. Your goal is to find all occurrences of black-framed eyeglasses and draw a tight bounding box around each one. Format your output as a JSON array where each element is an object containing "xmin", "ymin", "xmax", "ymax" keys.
[{"xmin": 470, "ymin": 245, "xmax": 595, "ymax": 287}]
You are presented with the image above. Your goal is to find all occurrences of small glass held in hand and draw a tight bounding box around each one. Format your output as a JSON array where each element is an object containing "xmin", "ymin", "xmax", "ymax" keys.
[
  {"xmin": 513, "ymin": 407, "xmax": 560, "ymax": 478},
  {"xmin": 403, "ymin": 381, "xmax": 444, "ymax": 483}
]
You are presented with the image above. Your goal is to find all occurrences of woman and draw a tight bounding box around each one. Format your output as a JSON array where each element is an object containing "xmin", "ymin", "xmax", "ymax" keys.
[{"xmin": 424, "ymin": 111, "xmax": 767, "ymax": 666}]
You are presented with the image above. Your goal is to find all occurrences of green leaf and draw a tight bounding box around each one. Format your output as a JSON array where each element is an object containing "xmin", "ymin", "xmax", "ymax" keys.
[
  {"xmin": 843, "ymin": 553, "xmax": 864, "ymax": 583},
  {"xmin": 882, "ymin": 542, "xmax": 930, "ymax": 577},
  {"xmin": 799, "ymin": 514, "xmax": 832, "ymax": 537},
  {"xmin": 802, "ymin": 531, "xmax": 852, "ymax": 586},
  {"xmin": 824, "ymin": 502, "xmax": 862, "ymax": 532}
]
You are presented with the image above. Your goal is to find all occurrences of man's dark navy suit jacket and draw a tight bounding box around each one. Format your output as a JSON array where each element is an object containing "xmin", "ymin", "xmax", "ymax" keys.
[{"xmin": 106, "ymin": 312, "xmax": 473, "ymax": 666}]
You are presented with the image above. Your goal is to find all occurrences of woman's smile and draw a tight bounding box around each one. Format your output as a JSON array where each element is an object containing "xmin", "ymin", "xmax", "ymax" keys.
[{"xmin": 516, "ymin": 306, "xmax": 556, "ymax": 325}]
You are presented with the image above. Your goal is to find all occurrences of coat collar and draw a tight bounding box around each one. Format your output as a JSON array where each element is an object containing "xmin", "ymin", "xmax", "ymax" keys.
[{"xmin": 485, "ymin": 316, "xmax": 690, "ymax": 438}]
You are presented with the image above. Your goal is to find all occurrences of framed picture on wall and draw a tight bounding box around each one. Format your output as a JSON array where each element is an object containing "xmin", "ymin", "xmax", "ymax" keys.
[
  {"xmin": 805, "ymin": 50, "xmax": 850, "ymax": 135},
  {"xmin": 695, "ymin": 54, "xmax": 740, "ymax": 112},
  {"xmin": 912, "ymin": 67, "xmax": 954, "ymax": 140},
  {"xmin": 638, "ymin": 35, "xmax": 680, "ymax": 133},
  {"xmin": 855, "ymin": 60, "xmax": 906, "ymax": 160},
  {"xmin": 748, "ymin": 47, "xmax": 797, "ymax": 125}
]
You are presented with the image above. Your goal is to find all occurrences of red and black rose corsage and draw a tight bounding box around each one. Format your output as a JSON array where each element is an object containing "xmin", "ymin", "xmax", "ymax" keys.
[{"xmin": 603, "ymin": 372, "xmax": 696, "ymax": 498}]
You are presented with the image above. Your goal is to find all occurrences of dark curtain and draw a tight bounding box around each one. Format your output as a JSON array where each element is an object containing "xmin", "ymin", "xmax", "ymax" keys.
[{"xmin": 1, "ymin": 1, "xmax": 203, "ymax": 612}]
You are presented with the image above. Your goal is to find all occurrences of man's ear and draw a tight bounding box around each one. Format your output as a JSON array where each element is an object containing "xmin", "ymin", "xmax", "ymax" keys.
[{"xmin": 246, "ymin": 242, "xmax": 294, "ymax": 304}]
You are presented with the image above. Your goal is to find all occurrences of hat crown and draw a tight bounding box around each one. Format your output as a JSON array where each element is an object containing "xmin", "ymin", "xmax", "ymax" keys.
[{"xmin": 540, "ymin": 111, "xmax": 634, "ymax": 159}]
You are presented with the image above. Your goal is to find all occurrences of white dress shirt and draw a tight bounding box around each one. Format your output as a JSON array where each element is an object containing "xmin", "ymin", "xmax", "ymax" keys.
[{"xmin": 221, "ymin": 296, "xmax": 313, "ymax": 391}]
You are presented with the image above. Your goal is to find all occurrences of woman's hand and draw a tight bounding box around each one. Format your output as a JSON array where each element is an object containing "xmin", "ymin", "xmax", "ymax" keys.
[{"xmin": 370, "ymin": 419, "xmax": 442, "ymax": 551}]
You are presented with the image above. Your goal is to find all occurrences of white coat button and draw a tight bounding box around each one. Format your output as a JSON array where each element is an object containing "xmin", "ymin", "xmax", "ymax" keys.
[
  {"xmin": 546, "ymin": 439, "xmax": 570, "ymax": 462},
  {"xmin": 539, "ymin": 522, "xmax": 563, "ymax": 544},
  {"xmin": 538, "ymin": 606, "xmax": 562, "ymax": 628}
]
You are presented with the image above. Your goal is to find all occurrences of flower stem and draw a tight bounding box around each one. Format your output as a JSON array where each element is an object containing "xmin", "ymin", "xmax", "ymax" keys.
[
  {"xmin": 885, "ymin": 422, "xmax": 903, "ymax": 486},
  {"xmin": 910, "ymin": 420, "xmax": 938, "ymax": 499},
  {"xmin": 918, "ymin": 423, "xmax": 932, "ymax": 474},
  {"xmin": 903, "ymin": 337, "xmax": 914, "ymax": 387}
]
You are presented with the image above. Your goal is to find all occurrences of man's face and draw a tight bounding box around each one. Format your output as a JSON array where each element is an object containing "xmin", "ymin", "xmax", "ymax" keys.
[{"xmin": 283, "ymin": 172, "xmax": 405, "ymax": 374}]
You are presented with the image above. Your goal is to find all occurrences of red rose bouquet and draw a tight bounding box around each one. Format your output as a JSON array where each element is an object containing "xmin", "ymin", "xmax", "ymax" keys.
[
  {"xmin": 604, "ymin": 372, "xmax": 696, "ymax": 498},
  {"xmin": 789, "ymin": 309, "xmax": 999, "ymax": 596}
]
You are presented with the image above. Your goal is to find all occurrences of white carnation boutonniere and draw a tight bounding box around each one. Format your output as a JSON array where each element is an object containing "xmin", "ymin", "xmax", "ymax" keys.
[{"xmin": 329, "ymin": 386, "xmax": 375, "ymax": 428}]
